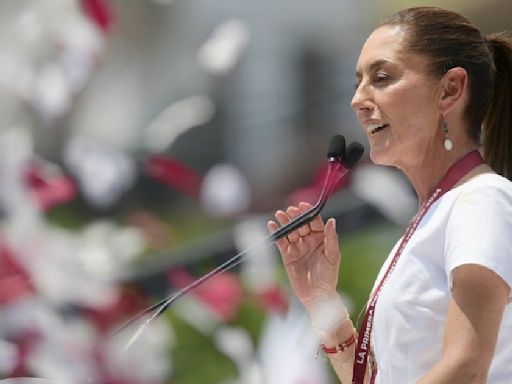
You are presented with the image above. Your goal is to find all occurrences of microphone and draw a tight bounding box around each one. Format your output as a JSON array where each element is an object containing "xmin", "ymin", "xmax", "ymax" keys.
[
  {"xmin": 115, "ymin": 135, "xmax": 364, "ymax": 346},
  {"xmin": 269, "ymin": 136, "xmax": 364, "ymax": 241}
]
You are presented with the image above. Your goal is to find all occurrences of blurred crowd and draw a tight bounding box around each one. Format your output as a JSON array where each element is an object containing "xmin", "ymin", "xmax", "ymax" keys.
[
  {"xmin": 0, "ymin": 1, "xmax": 418, "ymax": 383},
  {"xmin": 0, "ymin": 1, "xmax": 168, "ymax": 382},
  {"xmin": 0, "ymin": 1, "xmax": 334, "ymax": 382}
]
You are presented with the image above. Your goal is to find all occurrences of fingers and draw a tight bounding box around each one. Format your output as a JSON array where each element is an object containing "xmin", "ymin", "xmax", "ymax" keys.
[
  {"xmin": 269, "ymin": 205, "xmax": 340, "ymax": 268},
  {"xmin": 286, "ymin": 206, "xmax": 311, "ymax": 237},
  {"xmin": 267, "ymin": 220, "xmax": 288, "ymax": 255},
  {"xmin": 324, "ymin": 218, "xmax": 341, "ymax": 266},
  {"xmin": 298, "ymin": 202, "xmax": 324, "ymax": 232},
  {"xmin": 275, "ymin": 209, "xmax": 300, "ymax": 242},
  {"xmin": 269, "ymin": 202, "xmax": 325, "ymax": 247}
]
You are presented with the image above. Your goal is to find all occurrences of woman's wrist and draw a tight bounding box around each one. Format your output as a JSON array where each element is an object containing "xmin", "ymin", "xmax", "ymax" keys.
[
  {"xmin": 306, "ymin": 292, "xmax": 350, "ymax": 338},
  {"xmin": 320, "ymin": 316, "xmax": 355, "ymax": 348}
]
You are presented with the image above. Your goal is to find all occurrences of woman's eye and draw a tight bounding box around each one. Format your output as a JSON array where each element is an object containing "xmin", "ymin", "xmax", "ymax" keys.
[
  {"xmin": 374, "ymin": 73, "xmax": 390, "ymax": 83},
  {"xmin": 353, "ymin": 73, "xmax": 390, "ymax": 90}
]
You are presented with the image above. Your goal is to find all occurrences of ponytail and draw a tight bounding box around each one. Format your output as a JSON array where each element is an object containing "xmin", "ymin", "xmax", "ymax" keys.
[{"xmin": 483, "ymin": 33, "xmax": 512, "ymax": 180}]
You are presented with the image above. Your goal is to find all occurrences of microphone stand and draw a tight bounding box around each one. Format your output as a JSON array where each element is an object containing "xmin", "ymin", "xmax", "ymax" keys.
[{"xmin": 115, "ymin": 157, "xmax": 348, "ymax": 350}]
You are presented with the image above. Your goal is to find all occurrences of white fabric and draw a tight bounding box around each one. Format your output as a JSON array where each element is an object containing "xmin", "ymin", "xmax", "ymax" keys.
[{"xmin": 371, "ymin": 173, "xmax": 512, "ymax": 384}]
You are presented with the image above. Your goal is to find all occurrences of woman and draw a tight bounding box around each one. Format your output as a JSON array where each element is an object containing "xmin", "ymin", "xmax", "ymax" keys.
[{"xmin": 268, "ymin": 7, "xmax": 512, "ymax": 384}]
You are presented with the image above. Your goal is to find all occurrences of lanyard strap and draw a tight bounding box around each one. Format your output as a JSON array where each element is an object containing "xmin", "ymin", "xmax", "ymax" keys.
[{"xmin": 352, "ymin": 150, "xmax": 484, "ymax": 384}]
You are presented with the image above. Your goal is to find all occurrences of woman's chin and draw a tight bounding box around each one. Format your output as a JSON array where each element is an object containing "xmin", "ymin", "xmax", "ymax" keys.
[{"xmin": 369, "ymin": 147, "xmax": 395, "ymax": 167}]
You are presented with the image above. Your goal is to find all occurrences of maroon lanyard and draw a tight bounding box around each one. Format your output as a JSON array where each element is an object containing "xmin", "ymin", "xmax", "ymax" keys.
[{"xmin": 352, "ymin": 150, "xmax": 484, "ymax": 384}]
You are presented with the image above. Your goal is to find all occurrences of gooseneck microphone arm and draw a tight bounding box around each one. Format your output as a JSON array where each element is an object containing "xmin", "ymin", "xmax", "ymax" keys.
[
  {"xmin": 115, "ymin": 136, "xmax": 364, "ymax": 345},
  {"xmin": 268, "ymin": 158, "xmax": 343, "ymax": 242},
  {"xmin": 270, "ymin": 139, "xmax": 364, "ymax": 241}
]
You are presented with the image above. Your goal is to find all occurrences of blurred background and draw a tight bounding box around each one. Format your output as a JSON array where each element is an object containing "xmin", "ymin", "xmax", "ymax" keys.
[{"xmin": 0, "ymin": 0, "xmax": 509, "ymax": 383}]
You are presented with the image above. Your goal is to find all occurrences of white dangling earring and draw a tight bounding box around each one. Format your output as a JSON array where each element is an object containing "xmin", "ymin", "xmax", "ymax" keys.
[{"xmin": 442, "ymin": 118, "xmax": 453, "ymax": 151}]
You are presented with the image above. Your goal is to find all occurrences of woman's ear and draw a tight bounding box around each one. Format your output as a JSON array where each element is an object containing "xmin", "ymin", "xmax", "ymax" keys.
[{"xmin": 439, "ymin": 67, "xmax": 468, "ymax": 114}]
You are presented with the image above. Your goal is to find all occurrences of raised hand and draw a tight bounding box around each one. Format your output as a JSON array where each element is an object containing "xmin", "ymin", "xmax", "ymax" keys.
[{"xmin": 267, "ymin": 201, "xmax": 342, "ymax": 312}]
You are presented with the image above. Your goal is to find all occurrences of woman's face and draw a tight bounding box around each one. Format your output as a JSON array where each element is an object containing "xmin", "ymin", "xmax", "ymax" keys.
[{"xmin": 351, "ymin": 25, "xmax": 443, "ymax": 169}]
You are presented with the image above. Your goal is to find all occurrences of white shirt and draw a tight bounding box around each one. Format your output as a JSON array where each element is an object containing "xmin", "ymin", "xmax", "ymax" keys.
[{"xmin": 371, "ymin": 173, "xmax": 512, "ymax": 384}]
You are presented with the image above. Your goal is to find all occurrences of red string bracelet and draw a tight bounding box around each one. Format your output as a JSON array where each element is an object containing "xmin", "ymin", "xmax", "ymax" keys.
[{"xmin": 320, "ymin": 332, "xmax": 357, "ymax": 354}]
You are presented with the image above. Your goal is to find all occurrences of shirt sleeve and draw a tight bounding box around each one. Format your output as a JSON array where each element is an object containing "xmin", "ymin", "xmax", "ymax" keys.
[{"xmin": 444, "ymin": 180, "xmax": 512, "ymax": 299}]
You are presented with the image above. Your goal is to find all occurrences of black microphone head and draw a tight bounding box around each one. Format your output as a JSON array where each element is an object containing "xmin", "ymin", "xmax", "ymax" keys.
[
  {"xmin": 327, "ymin": 135, "xmax": 346, "ymax": 160},
  {"xmin": 345, "ymin": 141, "xmax": 364, "ymax": 168}
]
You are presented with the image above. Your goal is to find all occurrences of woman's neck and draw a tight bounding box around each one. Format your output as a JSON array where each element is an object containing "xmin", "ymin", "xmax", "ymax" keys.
[{"xmin": 398, "ymin": 143, "xmax": 481, "ymax": 207}]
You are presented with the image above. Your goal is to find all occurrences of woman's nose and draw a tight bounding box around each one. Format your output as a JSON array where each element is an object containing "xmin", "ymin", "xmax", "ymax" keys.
[{"xmin": 351, "ymin": 83, "xmax": 370, "ymax": 111}]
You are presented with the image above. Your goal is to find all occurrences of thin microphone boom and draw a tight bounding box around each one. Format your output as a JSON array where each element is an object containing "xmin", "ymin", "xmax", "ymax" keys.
[
  {"xmin": 268, "ymin": 160, "xmax": 344, "ymax": 241},
  {"xmin": 269, "ymin": 139, "xmax": 364, "ymax": 241},
  {"xmin": 115, "ymin": 136, "xmax": 364, "ymax": 346}
]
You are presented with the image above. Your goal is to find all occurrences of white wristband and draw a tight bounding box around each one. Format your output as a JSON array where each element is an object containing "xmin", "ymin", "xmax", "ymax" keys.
[{"xmin": 309, "ymin": 294, "xmax": 349, "ymax": 337}]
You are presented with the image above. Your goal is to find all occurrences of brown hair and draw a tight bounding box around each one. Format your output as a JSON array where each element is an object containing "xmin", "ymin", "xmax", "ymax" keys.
[{"xmin": 379, "ymin": 7, "xmax": 512, "ymax": 179}]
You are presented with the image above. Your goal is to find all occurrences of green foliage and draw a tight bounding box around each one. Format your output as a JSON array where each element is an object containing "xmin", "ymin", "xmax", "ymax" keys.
[
  {"xmin": 166, "ymin": 311, "xmax": 238, "ymax": 384},
  {"xmin": 338, "ymin": 223, "xmax": 403, "ymax": 325},
  {"xmin": 232, "ymin": 297, "xmax": 268, "ymax": 344}
]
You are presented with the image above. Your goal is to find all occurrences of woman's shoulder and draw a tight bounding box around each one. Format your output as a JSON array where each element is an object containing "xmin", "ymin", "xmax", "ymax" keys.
[
  {"xmin": 465, "ymin": 172, "xmax": 511, "ymax": 187},
  {"xmin": 452, "ymin": 172, "xmax": 512, "ymax": 207}
]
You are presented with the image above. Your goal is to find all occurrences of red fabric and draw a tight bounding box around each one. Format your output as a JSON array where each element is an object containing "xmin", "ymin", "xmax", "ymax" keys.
[
  {"xmin": 256, "ymin": 285, "xmax": 289, "ymax": 315},
  {"xmin": 145, "ymin": 155, "xmax": 203, "ymax": 200},
  {"xmin": 26, "ymin": 173, "xmax": 76, "ymax": 212},
  {"xmin": 84, "ymin": 287, "xmax": 149, "ymax": 333},
  {"xmin": 168, "ymin": 268, "xmax": 244, "ymax": 321},
  {"xmin": 24, "ymin": 161, "xmax": 77, "ymax": 211},
  {"xmin": 10, "ymin": 332, "xmax": 40, "ymax": 377},
  {"xmin": 0, "ymin": 244, "xmax": 34, "ymax": 305},
  {"xmin": 81, "ymin": 0, "xmax": 114, "ymax": 33}
]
